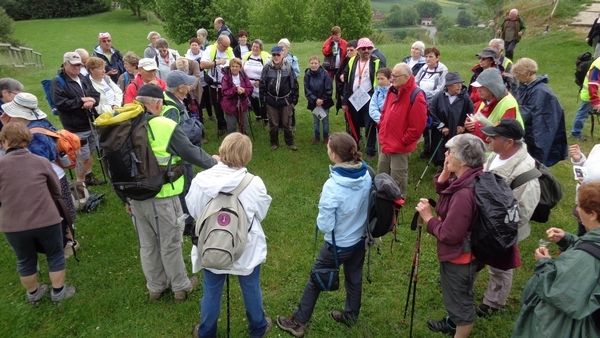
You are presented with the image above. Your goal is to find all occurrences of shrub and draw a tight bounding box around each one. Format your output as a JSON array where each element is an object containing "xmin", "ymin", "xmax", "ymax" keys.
[
  {"xmin": 0, "ymin": 0, "xmax": 111, "ymax": 20},
  {"xmin": 0, "ymin": 7, "xmax": 14, "ymax": 42},
  {"xmin": 438, "ymin": 27, "xmax": 492, "ymax": 44}
]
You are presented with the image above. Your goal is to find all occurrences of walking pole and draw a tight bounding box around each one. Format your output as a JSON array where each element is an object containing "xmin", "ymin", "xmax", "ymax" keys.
[
  {"xmin": 226, "ymin": 274, "xmax": 231, "ymax": 338},
  {"xmin": 414, "ymin": 137, "xmax": 444, "ymax": 190},
  {"xmin": 87, "ymin": 110, "xmax": 108, "ymax": 183}
]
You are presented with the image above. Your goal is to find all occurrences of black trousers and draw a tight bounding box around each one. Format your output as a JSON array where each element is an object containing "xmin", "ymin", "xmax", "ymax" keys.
[{"xmin": 209, "ymin": 87, "xmax": 226, "ymax": 131}]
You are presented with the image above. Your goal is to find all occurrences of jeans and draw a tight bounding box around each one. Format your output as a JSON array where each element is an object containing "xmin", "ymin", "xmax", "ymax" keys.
[
  {"xmin": 571, "ymin": 100, "xmax": 592, "ymax": 137},
  {"xmin": 312, "ymin": 112, "xmax": 330, "ymax": 141},
  {"xmin": 199, "ymin": 266, "xmax": 268, "ymax": 338},
  {"xmin": 293, "ymin": 240, "xmax": 365, "ymax": 324}
]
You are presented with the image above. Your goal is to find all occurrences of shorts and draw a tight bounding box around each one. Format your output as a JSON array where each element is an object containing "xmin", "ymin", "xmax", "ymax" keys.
[
  {"xmin": 75, "ymin": 130, "xmax": 92, "ymax": 161},
  {"xmin": 439, "ymin": 260, "xmax": 479, "ymax": 325},
  {"xmin": 4, "ymin": 223, "xmax": 65, "ymax": 276}
]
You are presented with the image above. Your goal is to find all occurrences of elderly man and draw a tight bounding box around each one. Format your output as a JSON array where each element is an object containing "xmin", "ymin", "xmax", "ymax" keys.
[
  {"xmin": 201, "ymin": 34, "xmax": 234, "ymax": 136},
  {"xmin": 0, "ymin": 77, "xmax": 24, "ymax": 131},
  {"xmin": 128, "ymin": 84, "xmax": 216, "ymax": 301},
  {"xmin": 52, "ymin": 52, "xmax": 101, "ymax": 186},
  {"xmin": 498, "ymin": 9, "xmax": 526, "ymax": 60},
  {"xmin": 488, "ymin": 38, "xmax": 512, "ymax": 73},
  {"xmin": 75, "ymin": 48, "xmax": 90, "ymax": 77},
  {"xmin": 342, "ymin": 38, "xmax": 382, "ymax": 158},
  {"xmin": 213, "ymin": 17, "xmax": 237, "ymax": 48},
  {"xmin": 92, "ymin": 32, "xmax": 125, "ymax": 83},
  {"xmin": 378, "ymin": 63, "xmax": 428, "ymax": 195},
  {"xmin": 477, "ymin": 119, "xmax": 540, "ymax": 317},
  {"xmin": 124, "ymin": 58, "xmax": 166, "ymax": 104},
  {"xmin": 465, "ymin": 68, "xmax": 523, "ymax": 141},
  {"xmin": 260, "ymin": 45, "xmax": 298, "ymax": 151}
]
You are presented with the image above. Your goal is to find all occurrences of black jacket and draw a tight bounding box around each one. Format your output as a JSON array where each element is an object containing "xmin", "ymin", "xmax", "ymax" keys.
[
  {"xmin": 304, "ymin": 67, "xmax": 333, "ymax": 110},
  {"xmin": 52, "ymin": 69, "xmax": 100, "ymax": 133},
  {"xmin": 93, "ymin": 46, "xmax": 125, "ymax": 83},
  {"xmin": 259, "ymin": 61, "xmax": 299, "ymax": 108},
  {"xmin": 233, "ymin": 44, "xmax": 252, "ymax": 59},
  {"xmin": 217, "ymin": 25, "xmax": 238, "ymax": 49},
  {"xmin": 342, "ymin": 56, "xmax": 381, "ymax": 106}
]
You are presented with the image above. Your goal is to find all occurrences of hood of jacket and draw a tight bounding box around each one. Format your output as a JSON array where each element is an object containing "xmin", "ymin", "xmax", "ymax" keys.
[
  {"xmin": 305, "ymin": 66, "xmax": 327, "ymax": 77},
  {"xmin": 329, "ymin": 161, "xmax": 369, "ymax": 189},
  {"xmin": 441, "ymin": 166, "xmax": 482, "ymax": 195}
]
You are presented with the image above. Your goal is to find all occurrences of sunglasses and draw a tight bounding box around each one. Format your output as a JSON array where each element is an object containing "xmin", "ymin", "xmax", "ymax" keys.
[
  {"xmin": 272, "ymin": 53, "xmax": 281, "ymax": 56},
  {"xmin": 358, "ymin": 47, "xmax": 373, "ymax": 51}
]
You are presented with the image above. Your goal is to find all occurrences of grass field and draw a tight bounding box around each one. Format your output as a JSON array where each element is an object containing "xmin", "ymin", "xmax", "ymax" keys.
[
  {"xmin": 371, "ymin": 0, "xmax": 463, "ymax": 21},
  {"xmin": 0, "ymin": 9, "xmax": 596, "ymax": 338}
]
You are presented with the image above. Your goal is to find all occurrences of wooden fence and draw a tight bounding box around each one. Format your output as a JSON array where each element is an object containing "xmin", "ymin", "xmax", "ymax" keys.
[{"xmin": 0, "ymin": 43, "xmax": 43, "ymax": 68}]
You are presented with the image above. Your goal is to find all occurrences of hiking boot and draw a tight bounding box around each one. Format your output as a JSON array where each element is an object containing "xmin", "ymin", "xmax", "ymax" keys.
[
  {"xmin": 476, "ymin": 303, "xmax": 500, "ymax": 318},
  {"xmin": 84, "ymin": 172, "xmax": 105, "ymax": 186},
  {"xmin": 51, "ymin": 285, "xmax": 76, "ymax": 303},
  {"xmin": 26, "ymin": 284, "xmax": 49, "ymax": 305},
  {"xmin": 174, "ymin": 275, "xmax": 199, "ymax": 302},
  {"xmin": 330, "ymin": 310, "xmax": 355, "ymax": 327},
  {"xmin": 288, "ymin": 144, "xmax": 298, "ymax": 151},
  {"xmin": 271, "ymin": 145, "xmax": 279, "ymax": 151},
  {"xmin": 262, "ymin": 317, "xmax": 273, "ymax": 337},
  {"xmin": 276, "ymin": 315, "xmax": 306, "ymax": 337},
  {"xmin": 148, "ymin": 290, "xmax": 163, "ymax": 301},
  {"xmin": 427, "ymin": 316, "xmax": 456, "ymax": 336}
]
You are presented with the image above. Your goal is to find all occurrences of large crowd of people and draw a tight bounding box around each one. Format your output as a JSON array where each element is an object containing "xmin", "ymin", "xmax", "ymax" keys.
[{"xmin": 0, "ymin": 10, "xmax": 599, "ymax": 338}]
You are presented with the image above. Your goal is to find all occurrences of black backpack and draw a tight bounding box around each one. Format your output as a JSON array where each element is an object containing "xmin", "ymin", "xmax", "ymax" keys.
[
  {"xmin": 97, "ymin": 111, "xmax": 167, "ymax": 201},
  {"xmin": 471, "ymin": 172, "xmax": 520, "ymax": 266},
  {"xmin": 367, "ymin": 169, "xmax": 404, "ymax": 238},
  {"xmin": 575, "ymin": 51, "xmax": 593, "ymax": 90},
  {"xmin": 510, "ymin": 160, "xmax": 562, "ymax": 223}
]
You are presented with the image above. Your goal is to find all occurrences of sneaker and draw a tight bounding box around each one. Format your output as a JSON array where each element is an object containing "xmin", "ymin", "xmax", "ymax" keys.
[
  {"xmin": 271, "ymin": 145, "xmax": 279, "ymax": 151},
  {"xmin": 262, "ymin": 317, "xmax": 273, "ymax": 337},
  {"xmin": 174, "ymin": 275, "xmax": 199, "ymax": 302},
  {"xmin": 427, "ymin": 316, "xmax": 456, "ymax": 336},
  {"xmin": 26, "ymin": 284, "xmax": 49, "ymax": 305},
  {"xmin": 288, "ymin": 144, "xmax": 298, "ymax": 151},
  {"xmin": 476, "ymin": 303, "xmax": 500, "ymax": 318},
  {"xmin": 51, "ymin": 285, "xmax": 76, "ymax": 303},
  {"xmin": 276, "ymin": 315, "xmax": 306, "ymax": 337},
  {"xmin": 330, "ymin": 310, "xmax": 355, "ymax": 327}
]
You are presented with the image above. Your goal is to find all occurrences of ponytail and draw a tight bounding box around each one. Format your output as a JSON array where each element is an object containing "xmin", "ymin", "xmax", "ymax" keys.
[{"xmin": 328, "ymin": 132, "xmax": 362, "ymax": 163}]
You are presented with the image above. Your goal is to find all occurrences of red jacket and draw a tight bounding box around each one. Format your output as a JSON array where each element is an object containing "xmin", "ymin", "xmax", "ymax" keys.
[
  {"xmin": 123, "ymin": 74, "xmax": 166, "ymax": 104},
  {"xmin": 322, "ymin": 36, "xmax": 348, "ymax": 61},
  {"xmin": 378, "ymin": 76, "xmax": 428, "ymax": 154}
]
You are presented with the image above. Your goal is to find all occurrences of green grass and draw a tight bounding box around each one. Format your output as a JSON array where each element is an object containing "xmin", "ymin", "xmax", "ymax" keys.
[
  {"xmin": 371, "ymin": 0, "xmax": 463, "ymax": 21},
  {"xmin": 0, "ymin": 9, "xmax": 597, "ymax": 338}
]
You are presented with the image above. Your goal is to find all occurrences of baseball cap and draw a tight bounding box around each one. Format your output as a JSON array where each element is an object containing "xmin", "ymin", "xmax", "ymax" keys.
[
  {"xmin": 137, "ymin": 84, "xmax": 164, "ymax": 99},
  {"xmin": 138, "ymin": 58, "xmax": 158, "ymax": 71},
  {"xmin": 271, "ymin": 45, "xmax": 283, "ymax": 54},
  {"xmin": 481, "ymin": 119, "xmax": 524, "ymax": 140},
  {"xmin": 167, "ymin": 70, "xmax": 197, "ymax": 88},
  {"xmin": 63, "ymin": 52, "xmax": 83, "ymax": 65}
]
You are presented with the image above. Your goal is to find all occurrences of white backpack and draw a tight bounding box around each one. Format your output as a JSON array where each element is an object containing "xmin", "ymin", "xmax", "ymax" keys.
[{"xmin": 195, "ymin": 173, "xmax": 254, "ymax": 270}]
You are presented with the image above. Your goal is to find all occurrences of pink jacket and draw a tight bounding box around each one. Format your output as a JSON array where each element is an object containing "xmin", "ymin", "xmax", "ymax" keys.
[{"xmin": 220, "ymin": 68, "xmax": 253, "ymax": 116}]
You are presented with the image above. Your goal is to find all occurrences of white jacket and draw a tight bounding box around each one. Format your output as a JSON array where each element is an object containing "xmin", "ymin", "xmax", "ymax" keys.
[{"xmin": 185, "ymin": 164, "xmax": 271, "ymax": 275}]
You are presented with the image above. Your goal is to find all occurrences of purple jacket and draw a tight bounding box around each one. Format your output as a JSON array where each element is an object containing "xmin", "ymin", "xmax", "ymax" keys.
[
  {"xmin": 220, "ymin": 67, "xmax": 253, "ymax": 116},
  {"xmin": 427, "ymin": 166, "xmax": 482, "ymax": 262}
]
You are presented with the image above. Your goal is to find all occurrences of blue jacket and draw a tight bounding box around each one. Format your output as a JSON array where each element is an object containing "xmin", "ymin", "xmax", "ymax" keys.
[
  {"xmin": 369, "ymin": 85, "xmax": 390, "ymax": 123},
  {"xmin": 304, "ymin": 66, "xmax": 333, "ymax": 110},
  {"xmin": 27, "ymin": 119, "xmax": 58, "ymax": 162},
  {"xmin": 515, "ymin": 76, "xmax": 567, "ymax": 167},
  {"xmin": 317, "ymin": 161, "xmax": 371, "ymax": 248}
]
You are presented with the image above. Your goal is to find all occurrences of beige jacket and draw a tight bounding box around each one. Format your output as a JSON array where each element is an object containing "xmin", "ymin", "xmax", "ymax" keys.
[{"xmin": 484, "ymin": 144, "xmax": 541, "ymax": 241}]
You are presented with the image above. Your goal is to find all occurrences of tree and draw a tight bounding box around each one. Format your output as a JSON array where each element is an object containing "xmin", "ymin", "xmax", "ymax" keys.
[
  {"xmin": 415, "ymin": 1, "xmax": 442, "ymax": 19},
  {"xmin": 306, "ymin": 0, "xmax": 372, "ymax": 40},
  {"xmin": 386, "ymin": 6, "xmax": 418, "ymax": 28},
  {"xmin": 456, "ymin": 10, "xmax": 474, "ymax": 27},
  {"xmin": 435, "ymin": 15, "xmax": 452, "ymax": 32},
  {"xmin": 0, "ymin": 0, "xmax": 110, "ymax": 20},
  {"xmin": 155, "ymin": 0, "xmax": 212, "ymax": 44},
  {"xmin": 207, "ymin": 0, "xmax": 254, "ymax": 37},
  {"xmin": 249, "ymin": 0, "xmax": 309, "ymax": 41},
  {"xmin": 121, "ymin": 0, "xmax": 155, "ymax": 18},
  {"xmin": 0, "ymin": 7, "xmax": 14, "ymax": 42}
]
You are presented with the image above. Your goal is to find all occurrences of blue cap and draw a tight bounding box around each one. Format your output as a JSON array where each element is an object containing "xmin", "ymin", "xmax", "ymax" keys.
[{"xmin": 271, "ymin": 45, "xmax": 283, "ymax": 54}]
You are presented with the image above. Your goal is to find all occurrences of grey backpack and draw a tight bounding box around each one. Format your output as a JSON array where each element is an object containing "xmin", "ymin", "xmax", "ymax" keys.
[{"xmin": 195, "ymin": 173, "xmax": 255, "ymax": 270}]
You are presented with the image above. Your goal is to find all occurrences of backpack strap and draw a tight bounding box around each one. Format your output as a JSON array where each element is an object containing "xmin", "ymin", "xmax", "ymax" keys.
[
  {"xmin": 510, "ymin": 168, "xmax": 542, "ymax": 190},
  {"xmin": 575, "ymin": 241, "xmax": 600, "ymax": 260},
  {"xmin": 30, "ymin": 127, "xmax": 59, "ymax": 139},
  {"xmin": 231, "ymin": 173, "xmax": 255, "ymax": 198}
]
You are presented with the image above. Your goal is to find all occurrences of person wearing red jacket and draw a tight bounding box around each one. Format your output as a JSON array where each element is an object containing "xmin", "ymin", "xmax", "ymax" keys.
[
  {"xmin": 123, "ymin": 58, "xmax": 166, "ymax": 104},
  {"xmin": 322, "ymin": 26, "xmax": 348, "ymax": 79},
  {"xmin": 378, "ymin": 63, "xmax": 428, "ymax": 195}
]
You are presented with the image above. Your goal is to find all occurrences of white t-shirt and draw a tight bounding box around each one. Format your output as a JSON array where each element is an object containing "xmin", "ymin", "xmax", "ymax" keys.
[
  {"xmin": 243, "ymin": 55, "xmax": 265, "ymax": 97},
  {"xmin": 239, "ymin": 45, "xmax": 249, "ymax": 57},
  {"xmin": 352, "ymin": 59, "xmax": 372, "ymax": 93},
  {"xmin": 200, "ymin": 46, "xmax": 231, "ymax": 86},
  {"xmin": 488, "ymin": 152, "xmax": 516, "ymax": 171},
  {"xmin": 232, "ymin": 74, "xmax": 241, "ymax": 87}
]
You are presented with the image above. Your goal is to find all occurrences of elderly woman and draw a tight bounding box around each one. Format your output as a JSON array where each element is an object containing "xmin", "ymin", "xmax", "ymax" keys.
[
  {"xmin": 155, "ymin": 38, "xmax": 181, "ymax": 80},
  {"xmin": 415, "ymin": 47, "xmax": 448, "ymax": 102},
  {"xmin": 171, "ymin": 57, "xmax": 202, "ymax": 120},
  {"xmin": 0, "ymin": 122, "xmax": 76, "ymax": 304},
  {"xmin": 416, "ymin": 133, "xmax": 487, "ymax": 338},
  {"xmin": 221, "ymin": 58, "xmax": 253, "ymax": 134},
  {"xmin": 87, "ymin": 56, "xmax": 123, "ymax": 114},
  {"xmin": 402, "ymin": 41, "xmax": 426, "ymax": 76},
  {"xmin": 116, "ymin": 52, "xmax": 139, "ymax": 94},
  {"xmin": 277, "ymin": 133, "xmax": 372, "ymax": 337},
  {"xmin": 187, "ymin": 132, "xmax": 272, "ymax": 338},
  {"xmin": 144, "ymin": 31, "xmax": 161, "ymax": 59},
  {"xmin": 0, "ymin": 77, "xmax": 23, "ymax": 131},
  {"xmin": 512, "ymin": 182, "xmax": 600, "ymax": 337},
  {"xmin": 243, "ymin": 39, "xmax": 270, "ymax": 123},
  {"xmin": 278, "ymin": 38, "xmax": 300, "ymax": 77},
  {"xmin": 512, "ymin": 58, "xmax": 567, "ymax": 167},
  {"xmin": 196, "ymin": 28, "xmax": 210, "ymax": 50}
]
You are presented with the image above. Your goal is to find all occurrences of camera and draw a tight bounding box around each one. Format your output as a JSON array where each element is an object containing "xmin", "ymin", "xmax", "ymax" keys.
[{"xmin": 573, "ymin": 165, "xmax": 586, "ymax": 181}]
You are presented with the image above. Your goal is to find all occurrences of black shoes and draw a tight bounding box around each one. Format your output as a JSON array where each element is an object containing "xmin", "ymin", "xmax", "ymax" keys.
[
  {"xmin": 476, "ymin": 303, "xmax": 500, "ymax": 318},
  {"xmin": 330, "ymin": 310, "xmax": 356, "ymax": 327},
  {"xmin": 427, "ymin": 316, "xmax": 456, "ymax": 336},
  {"xmin": 84, "ymin": 172, "xmax": 105, "ymax": 186}
]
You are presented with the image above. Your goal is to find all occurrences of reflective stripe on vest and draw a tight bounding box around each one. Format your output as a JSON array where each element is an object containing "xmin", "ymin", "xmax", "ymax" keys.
[
  {"xmin": 476, "ymin": 93, "xmax": 523, "ymax": 127},
  {"xmin": 147, "ymin": 117, "xmax": 183, "ymax": 198},
  {"xmin": 580, "ymin": 57, "xmax": 600, "ymax": 101},
  {"xmin": 502, "ymin": 57, "xmax": 512, "ymax": 71},
  {"xmin": 347, "ymin": 56, "xmax": 381, "ymax": 88},
  {"xmin": 160, "ymin": 93, "xmax": 181, "ymax": 123}
]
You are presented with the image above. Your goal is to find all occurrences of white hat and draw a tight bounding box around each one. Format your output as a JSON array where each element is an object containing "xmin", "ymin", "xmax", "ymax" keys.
[
  {"xmin": 138, "ymin": 58, "xmax": 158, "ymax": 71},
  {"xmin": 63, "ymin": 52, "xmax": 83, "ymax": 65},
  {"xmin": 1, "ymin": 92, "xmax": 47, "ymax": 120}
]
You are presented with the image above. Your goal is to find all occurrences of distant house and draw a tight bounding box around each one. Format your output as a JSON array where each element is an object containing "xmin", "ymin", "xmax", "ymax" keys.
[
  {"xmin": 372, "ymin": 10, "xmax": 385, "ymax": 21},
  {"xmin": 421, "ymin": 17, "xmax": 433, "ymax": 26}
]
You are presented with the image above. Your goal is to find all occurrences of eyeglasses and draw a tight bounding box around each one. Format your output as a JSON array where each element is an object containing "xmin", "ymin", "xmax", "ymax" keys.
[
  {"xmin": 101, "ymin": 39, "xmax": 112, "ymax": 43},
  {"xmin": 358, "ymin": 47, "xmax": 374, "ymax": 51},
  {"xmin": 391, "ymin": 73, "xmax": 408, "ymax": 78}
]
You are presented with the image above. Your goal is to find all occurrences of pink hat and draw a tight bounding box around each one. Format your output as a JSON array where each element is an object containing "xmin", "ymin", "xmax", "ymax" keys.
[
  {"xmin": 357, "ymin": 38, "xmax": 374, "ymax": 49},
  {"xmin": 98, "ymin": 32, "xmax": 111, "ymax": 40}
]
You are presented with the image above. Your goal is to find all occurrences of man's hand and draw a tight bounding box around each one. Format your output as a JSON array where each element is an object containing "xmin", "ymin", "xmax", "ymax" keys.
[
  {"xmin": 464, "ymin": 117, "xmax": 476, "ymax": 132},
  {"xmin": 441, "ymin": 127, "xmax": 449, "ymax": 137}
]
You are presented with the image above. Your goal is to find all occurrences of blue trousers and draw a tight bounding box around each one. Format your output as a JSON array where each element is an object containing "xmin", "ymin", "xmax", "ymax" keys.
[
  {"xmin": 312, "ymin": 113, "xmax": 330, "ymax": 141},
  {"xmin": 199, "ymin": 266, "xmax": 268, "ymax": 338},
  {"xmin": 571, "ymin": 100, "xmax": 591, "ymax": 137}
]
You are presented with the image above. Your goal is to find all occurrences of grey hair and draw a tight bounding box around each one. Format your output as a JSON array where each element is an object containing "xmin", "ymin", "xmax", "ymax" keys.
[
  {"xmin": 446, "ymin": 134, "xmax": 486, "ymax": 168},
  {"xmin": 196, "ymin": 28, "xmax": 208, "ymax": 38},
  {"xmin": 74, "ymin": 48, "xmax": 89, "ymax": 58},
  {"xmin": 252, "ymin": 39, "xmax": 264, "ymax": 50},
  {"xmin": 217, "ymin": 34, "xmax": 230, "ymax": 44},
  {"xmin": 393, "ymin": 63, "xmax": 412, "ymax": 76},
  {"xmin": 488, "ymin": 38, "xmax": 505, "ymax": 52},
  {"xmin": 147, "ymin": 31, "xmax": 160, "ymax": 41},
  {"xmin": 155, "ymin": 38, "xmax": 169, "ymax": 49},
  {"xmin": 0, "ymin": 78, "xmax": 24, "ymax": 92},
  {"xmin": 278, "ymin": 38, "xmax": 291, "ymax": 48},
  {"xmin": 411, "ymin": 41, "xmax": 425, "ymax": 55},
  {"xmin": 135, "ymin": 96, "xmax": 162, "ymax": 106}
]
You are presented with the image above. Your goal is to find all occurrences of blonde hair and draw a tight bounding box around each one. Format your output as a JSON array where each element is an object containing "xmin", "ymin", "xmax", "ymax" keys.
[
  {"xmin": 308, "ymin": 55, "xmax": 320, "ymax": 63},
  {"xmin": 0, "ymin": 122, "xmax": 31, "ymax": 149},
  {"xmin": 229, "ymin": 58, "xmax": 243, "ymax": 68},
  {"xmin": 512, "ymin": 57, "xmax": 538, "ymax": 81},
  {"xmin": 175, "ymin": 58, "xmax": 190, "ymax": 72},
  {"xmin": 123, "ymin": 52, "xmax": 140, "ymax": 67},
  {"xmin": 86, "ymin": 56, "xmax": 105, "ymax": 71},
  {"xmin": 219, "ymin": 132, "xmax": 252, "ymax": 168}
]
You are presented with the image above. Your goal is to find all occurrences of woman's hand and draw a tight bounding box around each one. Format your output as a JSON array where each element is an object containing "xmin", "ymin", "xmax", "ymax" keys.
[
  {"xmin": 415, "ymin": 198, "xmax": 434, "ymax": 223},
  {"xmin": 569, "ymin": 144, "xmax": 582, "ymax": 162},
  {"xmin": 546, "ymin": 227, "xmax": 565, "ymax": 243},
  {"xmin": 316, "ymin": 98, "xmax": 323, "ymax": 107},
  {"xmin": 534, "ymin": 247, "xmax": 551, "ymax": 260}
]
